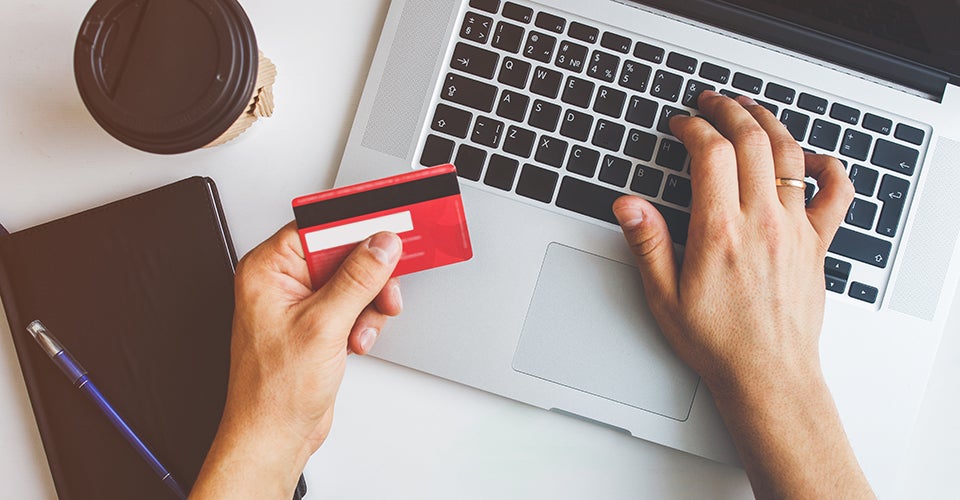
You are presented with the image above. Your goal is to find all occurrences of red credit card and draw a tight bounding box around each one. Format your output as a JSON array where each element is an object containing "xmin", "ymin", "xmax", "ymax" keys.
[{"xmin": 292, "ymin": 164, "xmax": 473, "ymax": 289}]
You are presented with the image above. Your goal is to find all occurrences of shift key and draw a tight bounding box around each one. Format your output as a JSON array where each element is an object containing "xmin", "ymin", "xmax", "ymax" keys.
[
  {"xmin": 441, "ymin": 72, "xmax": 498, "ymax": 113},
  {"xmin": 829, "ymin": 227, "xmax": 892, "ymax": 268}
]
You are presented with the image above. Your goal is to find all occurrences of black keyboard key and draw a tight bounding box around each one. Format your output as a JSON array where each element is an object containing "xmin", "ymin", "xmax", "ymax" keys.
[
  {"xmin": 798, "ymin": 93, "xmax": 828, "ymax": 115},
  {"xmin": 626, "ymin": 96, "xmax": 658, "ymax": 128},
  {"xmin": 634, "ymin": 41, "xmax": 665, "ymax": 63},
  {"xmin": 720, "ymin": 89, "xmax": 741, "ymax": 100},
  {"xmin": 809, "ymin": 119, "xmax": 842, "ymax": 151},
  {"xmin": 555, "ymin": 41, "xmax": 589, "ymax": 73},
  {"xmin": 663, "ymin": 175, "xmax": 692, "ymax": 208},
  {"xmin": 561, "ymin": 76, "xmax": 595, "ymax": 108},
  {"xmin": 593, "ymin": 119, "xmax": 626, "ymax": 151},
  {"xmin": 666, "ymin": 52, "xmax": 697, "ymax": 74},
  {"xmin": 732, "ymin": 72, "xmax": 763, "ymax": 94},
  {"xmin": 656, "ymin": 138, "xmax": 688, "ymax": 171},
  {"xmin": 780, "ymin": 109, "xmax": 810, "ymax": 142},
  {"xmin": 560, "ymin": 109, "xmax": 594, "ymax": 142},
  {"xmin": 764, "ymin": 82, "xmax": 796, "ymax": 104},
  {"xmin": 461, "ymin": 12, "xmax": 493, "ymax": 45},
  {"xmin": 895, "ymin": 123, "xmax": 925, "ymax": 145},
  {"xmin": 830, "ymin": 103, "xmax": 860, "ymax": 125},
  {"xmin": 698, "ymin": 62, "xmax": 730, "ymax": 85},
  {"xmin": 496, "ymin": 89, "xmax": 530, "ymax": 122},
  {"xmin": 484, "ymin": 154, "xmax": 519, "ymax": 190},
  {"xmin": 594, "ymin": 86, "xmax": 627, "ymax": 118},
  {"xmin": 503, "ymin": 125, "xmax": 536, "ymax": 158},
  {"xmin": 420, "ymin": 135, "xmax": 455, "ymax": 167},
  {"xmin": 529, "ymin": 99, "xmax": 562, "ymax": 132},
  {"xmin": 849, "ymin": 164, "xmax": 879, "ymax": 196},
  {"xmin": 845, "ymin": 198, "xmax": 878, "ymax": 230},
  {"xmin": 872, "ymin": 139, "xmax": 919, "ymax": 176},
  {"xmin": 442, "ymin": 72, "xmax": 498, "ymax": 112},
  {"xmin": 471, "ymin": 116, "xmax": 505, "ymax": 148},
  {"xmin": 524, "ymin": 31, "xmax": 557, "ymax": 63},
  {"xmin": 630, "ymin": 165, "xmax": 664, "ymax": 197},
  {"xmin": 829, "ymin": 227, "xmax": 892, "ymax": 268},
  {"xmin": 625, "ymin": 129, "xmax": 657, "ymax": 162},
  {"xmin": 600, "ymin": 32, "xmax": 631, "ymax": 54},
  {"xmin": 498, "ymin": 57, "xmax": 531, "ymax": 88},
  {"xmin": 599, "ymin": 155, "xmax": 632, "ymax": 187},
  {"xmin": 840, "ymin": 129, "xmax": 872, "ymax": 161},
  {"xmin": 569, "ymin": 22, "xmax": 599, "ymax": 44},
  {"xmin": 567, "ymin": 145, "xmax": 601, "ymax": 177},
  {"xmin": 757, "ymin": 100, "xmax": 779, "ymax": 116},
  {"xmin": 530, "ymin": 66, "xmax": 563, "ymax": 98},
  {"xmin": 657, "ymin": 106, "xmax": 690, "ymax": 135},
  {"xmin": 587, "ymin": 50, "xmax": 621, "ymax": 82},
  {"xmin": 825, "ymin": 257, "xmax": 853, "ymax": 280},
  {"xmin": 651, "ymin": 70, "xmax": 684, "ymax": 102},
  {"xmin": 451, "ymin": 42, "xmax": 499, "ymax": 79},
  {"xmin": 849, "ymin": 282, "xmax": 879, "ymax": 304},
  {"xmin": 454, "ymin": 144, "xmax": 487, "ymax": 181},
  {"xmin": 863, "ymin": 113, "xmax": 893, "ymax": 135},
  {"xmin": 535, "ymin": 135, "xmax": 568, "ymax": 168},
  {"xmin": 469, "ymin": 0, "xmax": 500, "ymax": 13},
  {"xmin": 682, "ymin": 80, "xmax": 715, "ymax": 110},
  {"xmin": 876, "ymin": 174, "xmax": 910, "ymax": 237},
  {"xmin": 826, "ymin": 275, "xmax": 847, "ymax": 294},
  {"xmin": 492, "ymin": 21, "xmax": 525, "ymax": 53},
  {"xmin": 502, "ymin": 2, "xmax": 533, "ymax": 23},
  {"xmin": 619, "ymin": 60, "xmax": 652, "ymax": 93},
  {"xmin": 516, "ymin": 164, "xmax": 560, "ymax": 202},
  {"xmin": 535, "ymin": 12, "xmax": 566, "ymax": 33},
  {"xmin": 805, "ymin": 181, "xmax": 815, "ymax": 205},
  {"xmin": 431, "ymin": 103, "xmax": 472, "ymax": 139}
]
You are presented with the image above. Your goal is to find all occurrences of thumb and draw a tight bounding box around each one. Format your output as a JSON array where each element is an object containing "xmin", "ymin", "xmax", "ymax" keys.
[{"xmin": 613, "ymin": 196, "xmax": 680, "ymax": 310}]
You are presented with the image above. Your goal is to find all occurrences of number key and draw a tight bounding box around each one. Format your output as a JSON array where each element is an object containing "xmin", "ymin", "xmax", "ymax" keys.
[
  {"xmin": 587, "ymin": 50, "xmax": 621, "ymax": 82},
  {"xmin": 524, "ymin": 31, "xmax": 557, "ymax": 63},
  {"xmin": 651, "ymin": 70, "xmax": 684, "ymax": 102}
]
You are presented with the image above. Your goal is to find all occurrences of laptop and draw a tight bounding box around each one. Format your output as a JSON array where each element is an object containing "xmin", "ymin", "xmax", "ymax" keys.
[{"xmin": 334, "ymin": 0, "xmax": 960, "ymax": 493}]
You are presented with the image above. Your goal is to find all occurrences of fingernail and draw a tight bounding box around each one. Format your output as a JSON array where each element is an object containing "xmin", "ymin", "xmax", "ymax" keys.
[
  {"xmin": 614, "ymin": 204, "xmax": 644, "ymax": 230},
  {"xmin": 700, "ymin": 90, "xmax": 718, "ymax": 98},
  {"xmin": 359, "ymin": 328, "xmax": 379, "ymax": 352},
  {"xmin": 392, "ymin": 284, "xmax": 403, "ymax": 312},
  {"xmin": 368, "ymin": 233, "xmax": 401, "ymax": 264}
]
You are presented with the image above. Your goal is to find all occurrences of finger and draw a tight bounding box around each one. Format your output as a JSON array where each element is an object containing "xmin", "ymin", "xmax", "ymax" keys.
[
  {"xmin": 738, "ymin": 98, "xmax": 806, "ymax": 210},
  {"xmin": 805, "ymin": 154, "xmax": 855, "ymax": 246},
  {"xmin": 670, "ymin": 114, "xmax": 740, "ymax": 217},
  {"xmin": 235, "ymin": 222, "xmax": 313, "ymax": 296},
  {"xmin": 698, "ymin": 91, "xmax": 778, "ymax": 208},
  {"xmin": 613, "ymin": 196, "xmax": 680, "ymax": 316},
  {"xmin": 373, "ymin": 278, "xmax": 403, "ymax": 317},
  {"xmin": 347, "ymin": 304, "xmax": 391, "ymax": 355}
]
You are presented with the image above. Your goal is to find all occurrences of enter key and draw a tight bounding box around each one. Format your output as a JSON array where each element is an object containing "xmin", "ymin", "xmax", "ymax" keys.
[{"xmin": 877, "ymin": 174, "xmax": 910, "ymax": 238}]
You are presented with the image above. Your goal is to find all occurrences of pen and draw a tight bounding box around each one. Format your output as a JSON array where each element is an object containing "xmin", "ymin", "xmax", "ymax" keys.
[{"xmin": 26, "ymin": 320, "xmax": 187, "ymax": 500}]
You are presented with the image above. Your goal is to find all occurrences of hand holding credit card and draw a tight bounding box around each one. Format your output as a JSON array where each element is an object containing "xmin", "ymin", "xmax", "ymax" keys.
[{"xmin": 293, "ymin": 164, "xmax": 473, "ymax": 289}]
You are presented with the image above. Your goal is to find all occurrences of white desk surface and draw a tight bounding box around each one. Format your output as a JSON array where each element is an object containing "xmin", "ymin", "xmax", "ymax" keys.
[{"xmin": 1, "ymin": 1, "xmax": 957, "ymax": 498}]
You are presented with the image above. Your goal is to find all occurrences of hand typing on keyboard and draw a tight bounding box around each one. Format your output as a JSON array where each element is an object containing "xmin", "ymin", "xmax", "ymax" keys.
[{"xmin": 613, "ymin": 90, "xmax": 874, "ymax": 499}]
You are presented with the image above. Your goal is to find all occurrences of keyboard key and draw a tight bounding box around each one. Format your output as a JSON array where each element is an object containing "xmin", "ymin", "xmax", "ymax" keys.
[
  {"xmin": 720, "ymin": 89, "xmax": 741, "ymax": 100},
  {"xmin": 780, "ymin": 109, "xmax": 810, "ymax": 141},
  {"xmin": 657, "ymin": 106, "xmax": 690, "ymax": 135},
  {"xmin": 594, "ymin": 86, "xmax": 627, "ymax": 118},
  {"xmin": 876, "ymin": 174, "xmax": 910, "ymax": 237},
  {"xmin": 443, "ymin": 72, "xmax": 498, "ymax": 112},
  {"xmin": 804, "ymin": 181, "xmax": 815, "ymax": 205},
  {"xmin": 863, "ymin": 113, "xmax": 893, "ymax": 135},
  {"xmin": 524, "ymin": 31, "xmax": 557, "ymax": 63},
  {"xmin": 535, "ymin": 135, "xmax": 568, "ymax": 168},
  {"xmin": 619, "ymin": 60, "xmax": 652, "ymax": 93},
  {"xmin": 516, "ymin": 164, "xmax": 560, "ymax": 202},
  {"xmin": 845, "ymin": 198, "xmax": 878, "ymax": 230},
  {"xmin": 824, "ymin": 257, "xmax": 853, "ymax": 280},
  {"xmin": 593, "ymin": 119, "xmax": 626, "ymax": 151},
  {"xmin": 630, "ymin": 165, "xmax": 664, "ymax": 197},
  {"xmin": 599, "ymin": 155, "xmax": 632, "ymax": 187},
  {"xmin": 666, "ymin": 52, "xmax": 697, "ymax": 74},
  {"xmin": 663, "ymin": 175, "xmax": 692, "ymax": 207},
  {"xmin": 569, "ymin": 22, "xmax": 599, "ymax": 44},
  {"xmin": 625, "ymin": 129, "xmax": 657, "ymax": 162},
  {"xmin": 451, "ymin": 42, "xmax": 499, "ymax": 79},
  {"xmin": 651, "ymin": 70, "xmax": 684, "ymax": 102},
  {"xmin": 601, "ymin": 32, "xmax": 631, "ymax": 53},
  {"xmin": 561, "ymin": 76, "xmax": 595, "ymax": 108},
  {"xmin": 461, "ymin": 12, "xmax": 493, "ymax": 45},
  {"xmin": 567, "ymin": 145, "xmax": 601, "ymax": 177},
  {"xmin": 698, "ymin": 62, "xmax": 730, "ymax": 85},
  {"xmin": 587, "ymin": 50, "xmax": 621, "ymax": 82},
  {"xmin": 840, "ymin": 129, "xmax": 872, "ymax": 161},
  {"xmin": 764, "ymin": 82, "xmax": 796, "ymax": 104},
  {"xmin": 895, "ymin": 123, "xmax": 925, "ymax": 145},
  {"xmin": 484, "ymin": 154, "xmax": 519, "ymax": 190},
  {"xmin": 502, "ymin": 2, "xmax": 533, "ymax": 23},
  {"xmin": 454, "ymin": 144, "xmax": 487, "ymax": 181},
  {"xmin": 469, "ymin": 0, "xmax": 500, "ymax": 13},
  {"xmin": 872, "ymin": 139, "xmax": 919, "ymax": 176},
  {"xmin": 656, "ymin": 138, "xmax": 688, "ymax": 171},
  {"xmin": 757, "ymin": 100, "xmax": 779, "ymax": 116},
  {"xmin": 496, "ymin": 89, "xmax": 530, "ymax": 122},
  {"xmin": 420, "ymin": 135, "xmax": 455, "ymax": 167},
  {"xmin": 530, "ymin": 66, "xmax": 563, "ymax": 98},
  {"xmin": 560, "ymin": 109, "xmax": 594, "ymax": 142},
  {"xmin": 829, "ymin": 227, "xmax": 892, "ymax": 268},
  {"xmin": 732, "ymin": 72, "xmax": 763, "ymax": 94},
  {"xmin": 555, "ymin": 41, "xmax": 588, "ymax": 73},
  {"xmin": 471, "ymin": 116, "xmax": 505, "ymax": 148},
  {"xmin": 797, "ymin": 93, "xmax": 828, "ymax": 115},
  {"xmin": 529, "ymin": 99, "xmax": 562, "ymax": 131},
  {"xmin": 431, "ymin": 103, "xmax": 472, "ymax": 139},
  {"xmin": 503, "ymin": 125, "xmax": 536, "ymax": 158},
  {"xmin": 809, "ymin": 119, "xmax": 841, "ymax": 151},
  {"xmin": 681, "ymin": 80, "xmax": 715, "ymax": 110},
  {"xmin": 535, "ymin": 12, "xmax": 566, "ymax": 33},
  {"xmin": 626, "ymin": 96, "xmax": 658, "ymax": 128},
  {"xmin": 830, "ymin": 103, "xmax": 860, "ymax": 125},
  {"xmin": 825, "ymin": 275, "xmax": 847, "ymax": 294},
  {"xmin": 849, "ymin": 164, "xmax": 879, "ymax": 196},
  {"xmin": 498, "ymin": 57, "xmax": 531, "ymax": 88},
  {"xmin": 492, "ymin": 21, "xmax": 525, "ymax": 53},
  {"xmin": 849, "ymin": 282, "xmax": 879, "ymax": 304},
  {"xmin": 634, "ymin": 40, "xmax": 664, "ymax": 63}
]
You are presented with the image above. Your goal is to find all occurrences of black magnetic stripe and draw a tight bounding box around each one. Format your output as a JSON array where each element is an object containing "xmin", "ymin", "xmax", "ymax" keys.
[{"xmin": 294, "ymin": 172, "xmax": 461, "ymax": 228}]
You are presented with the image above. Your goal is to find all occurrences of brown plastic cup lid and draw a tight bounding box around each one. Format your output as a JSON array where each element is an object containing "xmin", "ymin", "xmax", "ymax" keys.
[{"xmin": 75, "ymin": 0, "xmax": 259, "ymax": 154}]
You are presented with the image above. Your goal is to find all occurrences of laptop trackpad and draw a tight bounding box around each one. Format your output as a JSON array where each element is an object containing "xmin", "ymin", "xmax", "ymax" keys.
[{"xmin": 512, "ymin": 243, "xmax": 700, "ymax": 421}]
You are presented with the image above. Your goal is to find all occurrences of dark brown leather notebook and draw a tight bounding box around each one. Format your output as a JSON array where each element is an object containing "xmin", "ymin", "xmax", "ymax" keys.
[{"xmin": 0, "ymin": 177, "xmax": 237, "ymax": 499}]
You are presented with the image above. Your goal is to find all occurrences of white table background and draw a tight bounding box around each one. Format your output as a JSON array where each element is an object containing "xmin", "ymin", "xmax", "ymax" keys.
[{"xmin": 1, "ymin": 1, "xmax": 957, "ymax": 498}]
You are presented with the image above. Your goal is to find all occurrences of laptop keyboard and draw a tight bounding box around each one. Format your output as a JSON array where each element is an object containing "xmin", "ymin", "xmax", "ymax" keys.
[{"xmin": 416, "ymin": 0, "xmax": 930, "ymax": 308}]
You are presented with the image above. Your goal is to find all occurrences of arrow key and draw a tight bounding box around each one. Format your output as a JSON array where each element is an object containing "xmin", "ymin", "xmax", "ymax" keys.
[
  {"xmin": 876, "ymin": 174, "xmax": 910, "ymax": 238},
  {"xmin": 849, "ymin": 282, "xmax": 879, "ymax": 304}
]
